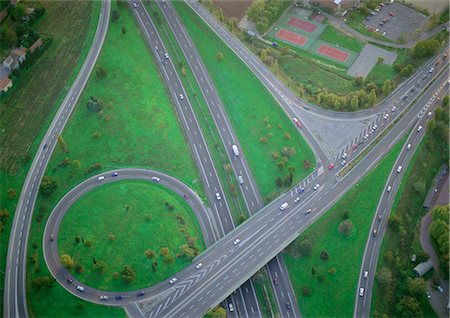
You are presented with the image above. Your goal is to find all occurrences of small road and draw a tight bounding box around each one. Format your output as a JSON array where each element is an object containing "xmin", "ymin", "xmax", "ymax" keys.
[
  {"xmin": 2, "ymin": 1, "xmax": 110, "ymax": 317},
  {"xmin": 42, "ymin": 169, "xmax": 216, "ymax": 306},
  {"xmin": 353, "ymin": 69, "xmax": 449, "ymax": 318}
]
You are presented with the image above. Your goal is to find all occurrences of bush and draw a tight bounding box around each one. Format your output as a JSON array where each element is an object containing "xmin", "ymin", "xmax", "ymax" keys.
[
  {"xmin": 320, "ymin": 251, "xmax": 329, "ymax": 260},
  {"xmin": 338, "ymin": 219, "xmax": 354, "ymax": 237}
]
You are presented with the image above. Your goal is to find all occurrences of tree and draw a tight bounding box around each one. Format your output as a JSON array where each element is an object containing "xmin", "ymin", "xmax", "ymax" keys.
[
  {"xmin": 350, "ymin": 95, "xmax": 359, "ymax": 110},
  {"xmin": 7, "ymin": 188, "xmax": 17, "ymax": 199},
  {"xmin": 396, "ymin": 296, "xmax": 422, "ymax": 318},
  {"xmin": 299, "ymin": 239, "xmax": 312, "ymax": 257},
  {"xmin": 111, "ymin": 9, "xmax": 120, "ymax": 22},
  {"xmin": 205, "ymin": 306, "xmax": 227, "ymax": 318},
  {"xmin": 163, "ymin": 253, "xmax": 175, "ymax": 263},
  {"xmin": 87, "ymin": 96, "xmax": 104, "ymax": 112},
  {"xmin": 96, "ymin": 66, "xmax": 107, "ymax": 79},
  {"xmin": 39, "ymin": 176, "xmax": 58, "ymax": 197},
  {"xmin": 320, "ymin": 251, "xmax": 329, "ymax": 260},
  {"xmin": 121, "ymin": 25, "xmax": 126, "ymax": 34},
  {"xmin": 339, "ymin": 219, "xmax": 354, "ymax": 237},
  {"xmin": 94, "ymin": 260, "xmax": 106, "ymax": 273},
  {"xmin": 377, "ymin": 57, "xmax": 384, "ymax": 64},
  {"xmin": 382, "ymin": 80, "xmax": 393, "ymax": 96},
  {"xmin": 121, "ymin": 265, "xmax": 136, "ymax": 283},
  {"xmin": 31, "ymin": 276, "xmax": 55, "ymax": 289},
  {"xmin": 275, "ymin": 176, "xmax": 283, "ymax": 187},
  {"xmin": 302, "ymin": 285, "xmax": 311, "ymax": 296},
  {"xmin": 256, "ymin": 21, "xmax": 268, "ymax": 34},
  {"xmin": 368, "ymin": 89, "xmax": 377, "ymax": 106},
  {"xmin": 376, "ymin": 267, "xmax": 392, "ymax": 286},
  {"xmin": 160, "ymin": 247, "xmax": 170, "ymax": 256},
  {"xmin": 354, "ymin": 76, "xmax": 364, "ymax": 87},
  {"xmin": 260, "ymin": 136, "xmax": 268, "ymax": 143},
  {"xmin": 145, "ymin": 249, "xmax": 156, "ymax": 258},
  {"xmin": 413, "ymin": 180, "xmax": 426, "ymax": 193},
  {"xmin": 406, "ymin": 277, "xmax": 425, "ymax": 297},
  {"xmin": 60, "ymin": 254, "xmax": 75, "ymax": 269},
  {"xmin": 216, "ymin": 52, "xmax": 224, "ymax": 61},
  {"xmin": 414, "ymin": 39, "xmax": 440, "ymax": 58}
]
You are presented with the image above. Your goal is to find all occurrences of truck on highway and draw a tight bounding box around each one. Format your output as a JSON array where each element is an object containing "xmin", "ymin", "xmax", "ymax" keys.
[{"xmin": 232, "ymin": 144, "xmax": 239, "ymax": 157}]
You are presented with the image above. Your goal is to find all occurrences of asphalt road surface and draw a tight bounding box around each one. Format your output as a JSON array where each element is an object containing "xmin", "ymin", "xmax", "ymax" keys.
[
  {"xmin": 154, "ymin": 1, "xmax": 302, "ymax": 316},
  {"xmin": 2, "ymin": 1, "xmax": 110, "ymax": 317},
  {"xmin": 130, "ymin": 1, "xmax": 262, "ymax": 316},
  {"xmin": 134, "ymin": 61, "xmax": 449, "ymax": 317},
  {"xmin": 42, "ymin": 169, "xmax": 216, "ymax": 305},
  {"xmin": 354, "ymin": 70, "xmax": 449, "ymax": 318}
]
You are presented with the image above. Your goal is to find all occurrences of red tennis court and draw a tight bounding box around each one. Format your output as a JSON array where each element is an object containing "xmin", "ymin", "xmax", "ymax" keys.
[
  {"xmin": 277, "ymin": 29, "xmax": 307, "ymax": 46},
  {"xmin": 287, "ymin": 16, "xmax": 317, "ymax": 33},
  {"xmin": 316, "ymin": 44, "xmax": 349, "ymax": 62}
]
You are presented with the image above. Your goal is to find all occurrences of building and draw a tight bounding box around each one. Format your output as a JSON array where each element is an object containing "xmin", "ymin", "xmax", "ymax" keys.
[
  {"xmin": 29, "ymin": 38, "xmax": 43, "ymax": 53},
  {"xmin": 3, "ymin": 56, "xmax": 14, "ymax": 70},
  {"xmin": 11, "ymin": 47, "xmax": 27, "ymax": 64},
  {"xmin": 413, "ymin": 259, "xmax": 433, "ymax": 277},
  {"xmin": 0, "ymin": 77, "xmax": 13, "ymax": 94}
]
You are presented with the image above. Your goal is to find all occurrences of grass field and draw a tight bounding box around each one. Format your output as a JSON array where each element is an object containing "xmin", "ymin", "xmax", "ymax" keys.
[
  {"xmin": 26, "ymin": 2, "xmax": 204, "ymax": 317},
  {"xmin": 283, "ymin": 135, "xmax": 405, "ymax": 317},
  {"xmin": 145, "ymin": 1, "xmax": 248, "ymax": 221},
  {"xmin": 173, "ymin": 2, "xmax": 316, "ymax": 200},
  {"xmin": 319, "ymin": 25, "xmax": 365, "ymax": 52},
  {"xmin": 0, "ymin": 1, "xmax": 101, "ymax": 315},
  {"xmin": 278, "ymin": 55, "xmax": 358, "ymax": 95},
  {"xmin": 0, "ymin": 1, "xmax": 100, "ymax": 175},
  {"xmin": 59, "ymin": 180, "xmax": 204, "ymax": 291}
]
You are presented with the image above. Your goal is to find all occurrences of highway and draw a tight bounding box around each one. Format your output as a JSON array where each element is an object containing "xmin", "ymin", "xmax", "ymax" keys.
[
  {"xmin": 2, "ymin": 1, "xmax": 110, "ymax": 317},
  {"xmin": 154, "ymin": 0, "xmax": 302, "ymax": 316},
  {"xmin": 133, "ymin": 69, "xmax": 449, "ymax": 317},
  {"xmin": 42, "ymin": 169, "xmax": 217, "ymax": 305},
  {"xmin": 4, "ymin": 0, "xmax": 447, "ymax": 316},
  {"xmin": 129, "ymin": 1, "xmax": 262, "ymax": 316},
  {"xmin": 354, "ymin": 71, "xmax": 449, "ymax": 318}
]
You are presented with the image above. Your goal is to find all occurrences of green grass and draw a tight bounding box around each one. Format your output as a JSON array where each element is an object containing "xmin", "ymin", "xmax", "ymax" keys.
[
  {"xmin": 283, "ymin": 134, "xmax": 406, "ymax": 317},
  {"xmin": 319, "ymin": 25, "xmax": 364, "ymax": 52},
  {"xmin": 173, "ymin": 2, "xmax": 316, "ymax": 201},
  {"xmin": 253, "ymin": 269, "xmax": 280, "ymax": 318},
  {"xmin": 145, "ymin": 1, "xmax": 248, "ymax": 221},
  {"xmin": 0, "ymin": 1, "xmax": 101, "ymax": 315},
  {"xmin": 279, "ymin": 55, "xmax": 358, "ymax": 95},
  {"xmin": 26, "ymin": 2, "xmax": 205, "ymax": 317},
  {"xmin": 59, "ymin": 180, "xmax": 204, "ymax": 291},
  {"xmin": 0, "ymin": 1, "xmax": 100, "ymax": 175},
  {"xmin": 439, "ymin": 7, "xmax": 449, "ymax": 23}
]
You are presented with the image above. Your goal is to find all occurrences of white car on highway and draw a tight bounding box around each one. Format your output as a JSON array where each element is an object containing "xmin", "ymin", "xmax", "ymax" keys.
[
  {"xmin": 215, "ymin": 192, "xmax": 221, "ymax": 200},
  {"xmin": 169, "ymin": 277, "xmax": 178, "ymax": 284},
  {"xmin": 179, "ymin": 93, "xmax": 184, "ymax": 100},
  {"xmin": 233, "ymin": 238, "xmax": 241, "ymax": 245},
  {"xmin": 151, "ymin": 176, "xmax": 160, "ymax": 182},
  {"xmin": 417, "ymin": 125, "xmax": 423, "ymax": 132},
  {"xmin": 97, "ymin": 176, "xmax": 105, "ymax": 181},
  {"xmin": 195, "ymin": 263, "xmax": 203, "ymax": 269},
  {"xmin": 359, "ymin": 287, "xmax": 365, "ymax": 297}
]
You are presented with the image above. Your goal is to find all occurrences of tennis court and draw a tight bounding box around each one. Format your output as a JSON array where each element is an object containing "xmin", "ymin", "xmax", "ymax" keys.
[
  {"xmin": 277, "ymin": 29, "xmax": 307, "ymax": 46},
  {"xmin": 316, "ymin": 44, "xmax": 349, "ymax": 62},
  {"xmin": 287, "ymin": 16, "xmax": 317, "ymax": 33}
]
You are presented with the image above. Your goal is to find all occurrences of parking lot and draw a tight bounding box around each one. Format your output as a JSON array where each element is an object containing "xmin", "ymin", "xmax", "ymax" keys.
[{"xmin": 363, "ymin": 2, "xmax": 428, "ymax": 41}]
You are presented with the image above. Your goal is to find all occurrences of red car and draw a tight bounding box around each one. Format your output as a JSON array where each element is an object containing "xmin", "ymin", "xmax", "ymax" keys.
[
  {"xmin": 352, "ymin": 144, "xmax": 358, "ymax": 150},
  {"xmin": 328, "ymin": 163, "xmax": 335, "ymax": 170},
  {"xmin": 292, "ymin": 117, "xmax": 302, "ymax": 128}
]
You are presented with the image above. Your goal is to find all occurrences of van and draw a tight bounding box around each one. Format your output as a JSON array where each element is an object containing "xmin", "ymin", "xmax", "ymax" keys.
[
  {"xmin": 232, "ymin": 145, "xmax": 239, "ymax": 157},
  {"xmin": 280, "ymin": 202, "xmax": 289, "ymax": 211}
]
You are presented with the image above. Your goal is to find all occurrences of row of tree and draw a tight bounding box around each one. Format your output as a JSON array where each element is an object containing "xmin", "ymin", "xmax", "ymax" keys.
[{"xmin": 247, "ymin": 0, "xmax": 291, "ymax": 34}]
